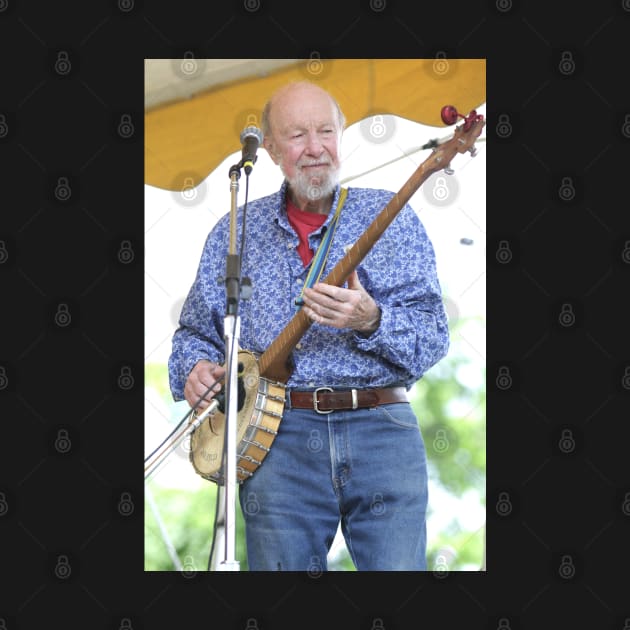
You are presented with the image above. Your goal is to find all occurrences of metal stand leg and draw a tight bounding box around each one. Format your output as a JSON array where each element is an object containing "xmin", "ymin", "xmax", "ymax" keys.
[{"xmin": 216, "ymin": 315, "xmax": 240, "ymax": 571}]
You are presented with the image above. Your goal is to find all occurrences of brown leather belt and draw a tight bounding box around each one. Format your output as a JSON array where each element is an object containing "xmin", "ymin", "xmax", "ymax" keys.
[{"xmin": 289, "ymin": 386, "xmax": 408, "ymax": 414}]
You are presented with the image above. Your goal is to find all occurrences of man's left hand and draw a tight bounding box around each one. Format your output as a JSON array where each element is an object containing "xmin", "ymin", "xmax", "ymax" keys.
[{"xmin": 301, "ymin": 270, "xmax": 381, "ymax": 334}]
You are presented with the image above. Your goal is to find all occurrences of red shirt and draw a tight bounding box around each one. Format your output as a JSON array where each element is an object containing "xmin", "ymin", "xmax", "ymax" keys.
[{"xmin": 286, "ymin": 197, "xmax": 328, "ymax": 266}]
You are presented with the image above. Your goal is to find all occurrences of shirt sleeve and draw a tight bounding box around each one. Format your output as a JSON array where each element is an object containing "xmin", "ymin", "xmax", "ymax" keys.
[
  {"xmin": 168, "ymin": 222, "xmax": 229, "ymax": 401},
  {"xmin": 352, "ymin": 203, "xmax": 450, "ymax": 383}
]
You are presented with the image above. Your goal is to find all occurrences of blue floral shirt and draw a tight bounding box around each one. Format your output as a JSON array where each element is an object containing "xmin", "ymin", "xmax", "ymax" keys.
[{"xmin": 168, "ymin": 181, "xmax": 449, "ymax": 398}]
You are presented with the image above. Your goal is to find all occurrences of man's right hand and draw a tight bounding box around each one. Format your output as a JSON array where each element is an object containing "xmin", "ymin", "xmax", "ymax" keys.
[{"xmin": 184, "ymin": 360, "xmax": 226, "ymax": 411}]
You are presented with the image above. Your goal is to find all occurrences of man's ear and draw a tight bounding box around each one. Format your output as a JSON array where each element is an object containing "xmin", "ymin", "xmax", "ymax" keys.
[{"xmin": 264, "ymin": 138, "xmax": 280, "ymax": 165}]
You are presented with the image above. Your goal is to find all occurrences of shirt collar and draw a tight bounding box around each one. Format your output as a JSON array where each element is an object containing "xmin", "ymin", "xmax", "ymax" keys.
[{"xmin": 276, "ymin": 179, "xmax": 342, "ymax": 228}]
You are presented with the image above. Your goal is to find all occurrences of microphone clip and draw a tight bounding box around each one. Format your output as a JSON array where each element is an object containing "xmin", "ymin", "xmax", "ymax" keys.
[
  {"xmin": 228, "ymin": 154, "xmax": 257, "ymax": 179},
  {"xmin": 228, "ymin": 162, "xmax": 243, "ymax": 179}
]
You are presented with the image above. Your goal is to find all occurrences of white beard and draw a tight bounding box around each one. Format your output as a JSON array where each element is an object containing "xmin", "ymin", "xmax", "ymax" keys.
[{"xmin": 283, "ymin": 163, "xmax": 340, "ymax": 202}]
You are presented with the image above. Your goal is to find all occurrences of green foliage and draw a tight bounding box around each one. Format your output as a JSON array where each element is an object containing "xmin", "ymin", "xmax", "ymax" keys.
[
  {"xmin": 144, "ymin": 362, "xmax": 172, "ymax": 403},
  {"xmin": 144, "ymin": 483, "xmax": 249, "ymax": 571},
  {"xmin": 413, "ymin": 332, "xmax": 486, "ymax": 497},
  {"xmin": 144, "ymin": 314, "xmax": 486, "ymax": 572},
  {"xmin": 427, "ymin": 523, "xmax": 485, "ymax": 572}
]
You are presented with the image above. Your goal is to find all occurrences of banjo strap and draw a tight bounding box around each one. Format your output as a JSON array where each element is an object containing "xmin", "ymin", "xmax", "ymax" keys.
[{"xmin": 294, "ymin": 187, "xmax": 348, "ymax": 308}]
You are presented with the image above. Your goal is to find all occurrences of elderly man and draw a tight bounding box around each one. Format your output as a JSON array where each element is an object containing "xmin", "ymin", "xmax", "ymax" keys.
[{"xmin": 169, "ymin": 81, "xmax": 449, "ymax": 571}]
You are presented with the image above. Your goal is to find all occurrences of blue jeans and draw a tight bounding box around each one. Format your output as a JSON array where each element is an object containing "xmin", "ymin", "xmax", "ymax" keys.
[{"xmin": 239, "ymin": 402, "xmax": 428, "ymax": 571}]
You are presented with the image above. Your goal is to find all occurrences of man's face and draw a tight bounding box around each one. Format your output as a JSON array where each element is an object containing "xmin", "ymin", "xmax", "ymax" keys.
[{"xmin": 264, "ymin": 85, "xmax": 342, "ymax": 202}]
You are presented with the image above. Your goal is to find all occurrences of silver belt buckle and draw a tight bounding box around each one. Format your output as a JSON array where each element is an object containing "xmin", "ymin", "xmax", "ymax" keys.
[{"xmin": 313, "ymin": 387, "xmax": 334, "ymax": 414}]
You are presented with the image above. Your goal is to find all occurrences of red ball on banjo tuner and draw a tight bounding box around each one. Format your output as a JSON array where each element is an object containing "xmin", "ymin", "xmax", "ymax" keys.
[
  {"xmin": 441, "ymin": 105, "xmax": 459, "ymax": 125},
  {"xmin": 441, "ymin": 105, "xmax": 483, "ymax": 131}
]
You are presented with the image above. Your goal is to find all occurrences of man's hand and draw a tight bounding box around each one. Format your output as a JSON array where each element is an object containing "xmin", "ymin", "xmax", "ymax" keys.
[
  {"xmin": 301, "ymin": 270, "xmax": 381, "ymax": 334},
  {"xmin": 184, "ymin": 360, "xmax": 226, "ymax": 411}
]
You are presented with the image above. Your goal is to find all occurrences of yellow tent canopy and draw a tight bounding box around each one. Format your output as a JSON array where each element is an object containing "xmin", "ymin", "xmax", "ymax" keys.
[{"xmin": 145, "ymin": 58, "xmax": 486, "ymax": 191}]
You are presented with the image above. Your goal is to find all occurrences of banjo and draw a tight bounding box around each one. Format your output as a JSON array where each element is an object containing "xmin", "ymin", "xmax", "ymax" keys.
[{"xmin": 189, "ymin": 107, "xmax": 485, "ymax": 484}]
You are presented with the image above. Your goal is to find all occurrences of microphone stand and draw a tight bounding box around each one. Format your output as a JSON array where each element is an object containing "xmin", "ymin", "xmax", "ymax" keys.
[{"xmin": 215, "ymin": 158, "xmax": 251, "ymax": 571}]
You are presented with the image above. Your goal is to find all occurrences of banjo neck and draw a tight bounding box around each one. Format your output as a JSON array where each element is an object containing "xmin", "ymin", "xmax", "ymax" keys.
[{"xmin": 258, "ymin": 112, "xmax": 485, "ymax": 383}]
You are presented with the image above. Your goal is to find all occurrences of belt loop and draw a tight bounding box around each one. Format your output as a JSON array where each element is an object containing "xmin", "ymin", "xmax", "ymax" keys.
[{"xmin": 351, "ymin": 388, "xmax": 358, "ymax": 410}]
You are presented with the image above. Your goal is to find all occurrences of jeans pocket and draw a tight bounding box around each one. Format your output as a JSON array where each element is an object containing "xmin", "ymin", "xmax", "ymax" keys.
[{"xmin": 373, "ymin": 403, "xmax": 420, "ymax": 430}]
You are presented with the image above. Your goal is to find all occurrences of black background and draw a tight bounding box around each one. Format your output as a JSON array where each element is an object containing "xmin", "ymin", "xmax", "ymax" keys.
[{"xmin": 2, "ymin": 0, "xmax": 629, "ymax": 628}]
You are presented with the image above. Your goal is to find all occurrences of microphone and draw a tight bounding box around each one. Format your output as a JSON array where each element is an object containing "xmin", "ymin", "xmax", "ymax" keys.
[{"xmin": 239, "ymin": 125, "xmax": 263, "ymax": 175}]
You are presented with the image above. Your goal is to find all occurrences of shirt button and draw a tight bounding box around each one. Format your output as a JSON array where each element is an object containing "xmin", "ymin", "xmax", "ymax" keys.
[
  {"xmin": 296, "ymin": 343, "xmax": 302, "ymax": 350},
  {"xmin": 296, "ymin": 278, "xmax": 303, "ymax": 284}
]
